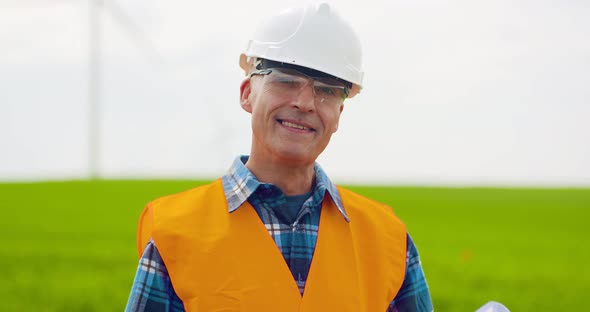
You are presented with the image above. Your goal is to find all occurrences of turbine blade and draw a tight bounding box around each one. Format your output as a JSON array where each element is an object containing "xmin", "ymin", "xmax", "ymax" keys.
[{"xmin": 101, "ymin": 0, "xmax": 162, "ymax": 65}]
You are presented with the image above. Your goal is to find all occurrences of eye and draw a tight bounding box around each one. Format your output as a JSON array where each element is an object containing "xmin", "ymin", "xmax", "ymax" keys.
[
  {"xmin": 272, "ymin": 75, "xmax": 304, "ymax": 89},
  {"xmin": 315, "ymin": 86, "xmax": 337, "ymax": 96},
  {"xmin": 315, "ymin": 85, "xmax": 347, "ymax": 100}
]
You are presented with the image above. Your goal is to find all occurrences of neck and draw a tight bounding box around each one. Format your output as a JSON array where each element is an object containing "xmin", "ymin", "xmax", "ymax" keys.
[{"xmin": 245, "ymin": 154, "xmax": 315, "ymax": 196}]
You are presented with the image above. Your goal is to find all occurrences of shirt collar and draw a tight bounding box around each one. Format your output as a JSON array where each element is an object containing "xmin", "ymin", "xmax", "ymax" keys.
[{"xmin": 221, "ymin": 155, "xmax": 349, "ymax": 222}]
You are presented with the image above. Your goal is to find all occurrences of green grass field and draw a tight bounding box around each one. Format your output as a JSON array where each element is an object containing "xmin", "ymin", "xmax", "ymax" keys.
[{"xmin": 0, "ymin": 180, "xmax": 588, "ymax": 311}]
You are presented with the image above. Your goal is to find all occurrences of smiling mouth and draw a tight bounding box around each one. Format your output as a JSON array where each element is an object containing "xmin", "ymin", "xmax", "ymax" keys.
[{"xmin": 277, "ymin": 119, "xmax": 315, "ymax": 131}]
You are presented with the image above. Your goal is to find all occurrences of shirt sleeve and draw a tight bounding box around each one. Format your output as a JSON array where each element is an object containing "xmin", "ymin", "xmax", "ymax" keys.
[
  {"xmin": 387, "ymin": 233, "xmax": 433, "ymax": 312},
  {"xmin": 125, "ymin": 240, "xmax": 185, "ymax": 312}
]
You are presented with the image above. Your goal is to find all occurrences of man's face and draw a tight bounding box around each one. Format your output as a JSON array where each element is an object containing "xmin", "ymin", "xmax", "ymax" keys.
[{"xmin": 240, "ymin": 70, "xmax": 344, "ymax": 166}]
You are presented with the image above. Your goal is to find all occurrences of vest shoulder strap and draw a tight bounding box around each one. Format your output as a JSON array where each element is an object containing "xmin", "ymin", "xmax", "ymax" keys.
[{"xmin": 136, "ymin": 180, "xmax": 224, "ymax": 257}]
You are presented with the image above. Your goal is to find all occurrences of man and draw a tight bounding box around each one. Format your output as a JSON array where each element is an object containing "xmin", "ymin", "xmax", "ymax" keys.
[{"xmin": 126, "ymin": 3, "xmax": 432, "ymax": 311}]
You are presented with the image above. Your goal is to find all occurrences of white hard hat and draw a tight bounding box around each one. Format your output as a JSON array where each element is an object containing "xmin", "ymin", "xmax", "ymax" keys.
[{"xmin": 240, "ymin": 2, "xmax": 364, "ymax": 98}]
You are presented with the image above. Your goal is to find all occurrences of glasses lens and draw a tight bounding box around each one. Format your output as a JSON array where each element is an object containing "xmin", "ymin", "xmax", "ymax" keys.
[
  {"xmin": 263, "ymin": 68, "xmax": 347, "ymax": 104},
  {"xmin": 266, "ymin": 70, "xmax": 308, "ymax": 90},
  {"xmin": 313, "ymin": 82, "xmax": 348, "ymax": 102}
]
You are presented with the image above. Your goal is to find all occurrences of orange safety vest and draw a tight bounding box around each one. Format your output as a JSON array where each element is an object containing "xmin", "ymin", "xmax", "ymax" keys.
[{"xmin": 137, "ymin": 179, "xmax": 407, "ymax": 312}]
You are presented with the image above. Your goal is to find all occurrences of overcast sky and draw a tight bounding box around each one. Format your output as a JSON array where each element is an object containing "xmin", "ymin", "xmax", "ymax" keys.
[{"xmin": 1, "ymin": 0, "xmax": 589, "ymax": 185}]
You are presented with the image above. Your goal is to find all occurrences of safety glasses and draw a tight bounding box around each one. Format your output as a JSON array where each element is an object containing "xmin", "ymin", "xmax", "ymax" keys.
[{"xmin": 250, "ymin": 68, "xmax": 350, "ymax": 104}]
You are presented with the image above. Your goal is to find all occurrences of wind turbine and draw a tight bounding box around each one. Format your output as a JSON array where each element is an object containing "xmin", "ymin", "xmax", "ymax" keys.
[{"xmin": 88, "ymin": 0, "xmax": 160, "ymax": 179}]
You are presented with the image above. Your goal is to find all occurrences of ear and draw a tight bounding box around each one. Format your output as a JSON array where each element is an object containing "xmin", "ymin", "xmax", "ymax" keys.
[
  {"xmin": 333, "ymin": 104, "xmax": 344, "ymax": 132},
  {"xmin": 240, "ymin": 78, "xmax": 253, "ymax": 113}
]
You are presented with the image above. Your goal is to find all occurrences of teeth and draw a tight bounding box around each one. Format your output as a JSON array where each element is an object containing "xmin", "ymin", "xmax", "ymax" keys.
[{"xmin": 281, "ymin": 120, "xmax": 309, "ymax": 130}]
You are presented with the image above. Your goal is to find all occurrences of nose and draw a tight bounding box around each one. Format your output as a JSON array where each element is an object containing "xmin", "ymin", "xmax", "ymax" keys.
[{"xmin": 292, "ymin": 82, "xmax": 316, "ymax": 112}]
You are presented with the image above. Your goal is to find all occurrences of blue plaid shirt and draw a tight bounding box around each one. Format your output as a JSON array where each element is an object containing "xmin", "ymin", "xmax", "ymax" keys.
[{"xmin": 125, "ymin": 156, "xmax": 433, "ymax": 311}]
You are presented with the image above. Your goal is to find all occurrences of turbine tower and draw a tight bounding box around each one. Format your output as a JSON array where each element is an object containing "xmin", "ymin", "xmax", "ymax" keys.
[
  {"xmin": 88, "ymin": 0, "xmax": 101, "ymax": 179},
  {"xmin": 88, "ymin": 0, "xmax": 159, "ymax": 179}
]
